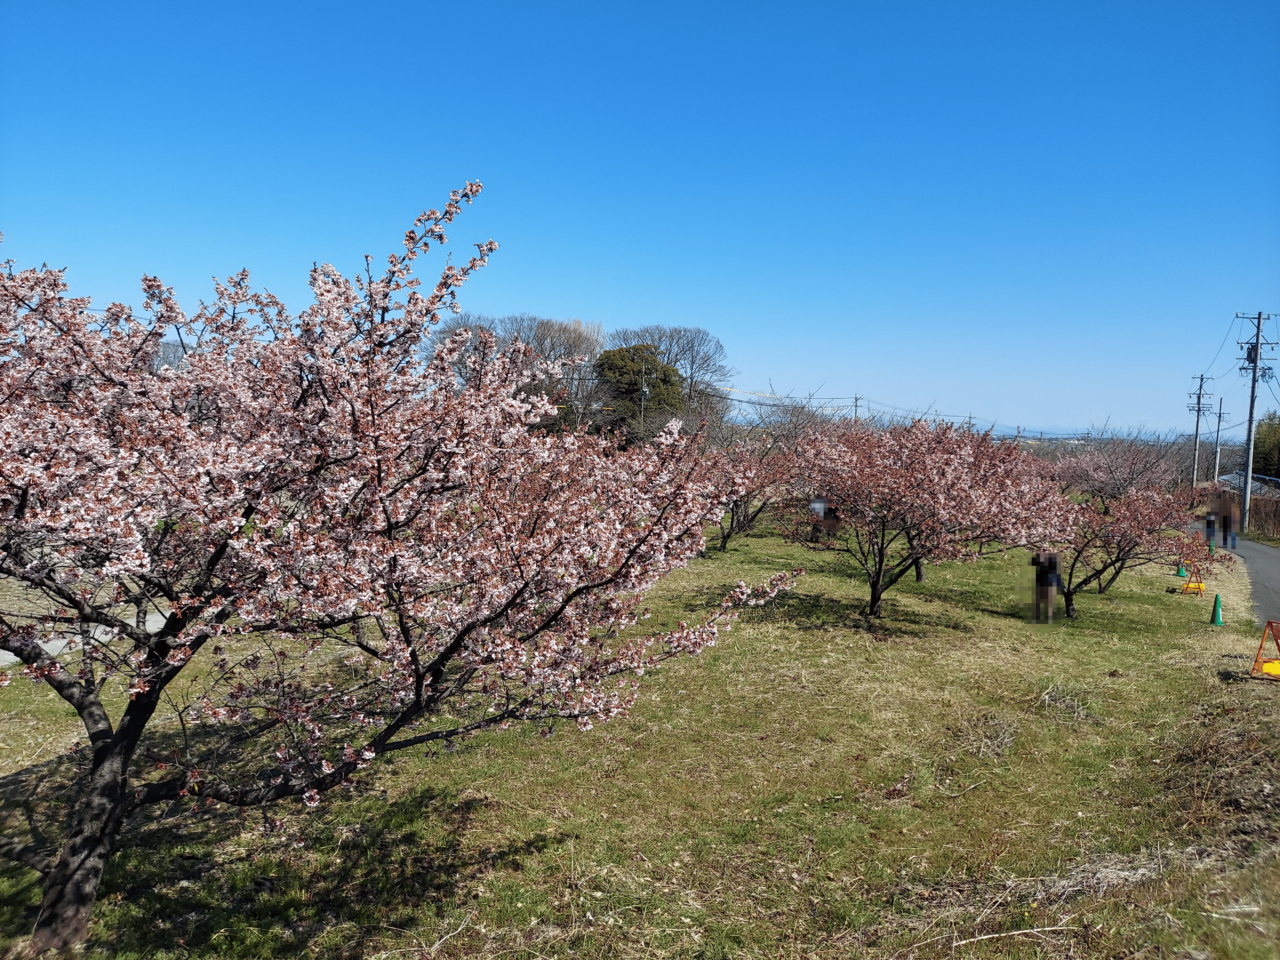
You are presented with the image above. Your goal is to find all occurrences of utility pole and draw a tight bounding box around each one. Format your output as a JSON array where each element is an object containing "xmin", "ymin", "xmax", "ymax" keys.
[
  {"xmin": 1238, "ymin": 312, "xmax": 1277, "ymax": 532},
  {"xmin": 639, "ymin": 361, "xmax": 648, "ymax": 429},
  {"xmin": 1188, "ymin": 375, "xmax": 1212, "ymax": 487},
  {"xmin": 1213, "ymin": 397, "xmax": 1228, "ymax": 483}
]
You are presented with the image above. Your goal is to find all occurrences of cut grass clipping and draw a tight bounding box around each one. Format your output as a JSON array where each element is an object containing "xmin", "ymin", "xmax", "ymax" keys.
[{"xmin": 2, "ymin": 529, "xmax": 1278, "ymax": 958}]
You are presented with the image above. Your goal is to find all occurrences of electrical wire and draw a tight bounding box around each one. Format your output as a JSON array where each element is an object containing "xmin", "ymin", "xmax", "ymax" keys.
[
  {"xmin": 722, "ymin": 392, "xmax": 1096, "ymax": 439},
  {"xmin": 1201, "ymin": 315, "xmax": 1243, "ymax": 379},
  {"xmin": 1266, "ymin": 377, "xmax": 1280, "ymax": 415},
  {"xmin": 47, "ymin": 311, "xmax": 1260, "ymax": 441}
]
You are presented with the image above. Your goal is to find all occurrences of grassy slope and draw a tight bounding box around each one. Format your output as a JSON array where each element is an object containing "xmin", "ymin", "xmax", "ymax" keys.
[{"xmin": 1, "ymin": 530, "xmax": 1277, "ymax": 959}]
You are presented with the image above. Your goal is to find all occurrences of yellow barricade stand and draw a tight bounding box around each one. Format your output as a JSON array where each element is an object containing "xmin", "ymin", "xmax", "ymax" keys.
[{"xmin": 1251, "ymin": 621, "xmax": 1280, "ymax": 681}]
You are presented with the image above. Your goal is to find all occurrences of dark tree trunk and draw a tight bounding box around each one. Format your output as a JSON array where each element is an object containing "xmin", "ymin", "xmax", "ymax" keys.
[
  {"xmin": 28, "ymin": 758, "xmax": 131, "ymax": 955},
  {"xmin": 1063, "ymin": 590, "xmax": 1078, "ymax": 618},
  {"xmin": 913, "ymin": 557, "xmax": 926, "ymax": 582},
  {"xmin": 868, "ymin": 582, "xmax": 885, "ymax": 617},
  {"xmin": 719, "ymin": 503, "xmax": 742, "ymax": 552}
]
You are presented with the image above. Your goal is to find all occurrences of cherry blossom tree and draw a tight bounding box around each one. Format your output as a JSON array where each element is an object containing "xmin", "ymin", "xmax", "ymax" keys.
[
  {"xmin": 0, "ymin": 185, "xmax": 799, "ymax": 955},
  {"xmin": 1056, "ymin": 488, "xmax": 1218, "ymax": 617},
  {"xmin": 786, "ymin": 420, "xmax": 1072, "ymax": 617},
  {"xmin": 1055, "ymin": 438, "xmax": 1224, "ymax": 617},
  {"xmin": 1054, "ymin": 430, "xmax": 1179, "ymax": 510},
  {"xmin": 712, "ymin": 437, "xmax": 791, "ymax": 551},
  {"xmin": 707, "ymin": 402, "xmax": 819, "ymax": 553}
]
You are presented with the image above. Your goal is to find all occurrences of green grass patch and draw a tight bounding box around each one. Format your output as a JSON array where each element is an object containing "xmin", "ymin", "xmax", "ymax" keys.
[{"xmin": 2, "ymin": 529, "xmax": 1277, "ymax": 957}]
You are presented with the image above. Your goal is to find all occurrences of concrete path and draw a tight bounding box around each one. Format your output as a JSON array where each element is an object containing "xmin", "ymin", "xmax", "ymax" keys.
[
  {"xmin": 0, "ymin": 637, "xmax": 69, "ymax": 669},
  {"xmin": 0, "ymin": 611, "xmax": 169, "ymax": 668}
]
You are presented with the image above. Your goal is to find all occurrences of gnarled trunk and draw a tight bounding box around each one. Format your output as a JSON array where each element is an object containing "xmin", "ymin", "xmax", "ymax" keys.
[
  {"xmin": 28, "ymin": 757, "xmax": 131, "ymax": 955},
  {"xmin": 913, "ymin": 557, "xmax": 926, "ymax": 582},
  {"xmin": 1063, "ymin": 590, "xmax": 1078, "ymax": 618}
]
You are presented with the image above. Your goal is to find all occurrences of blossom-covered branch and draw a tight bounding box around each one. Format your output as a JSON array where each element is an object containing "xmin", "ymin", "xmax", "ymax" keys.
[
  {"xmin": 0, "ymin": 186, "xmax": 797, "ymax": 955},
  {"xmin": 785, "ymin": 420, "xmax": 1072, "ymax": 616}
]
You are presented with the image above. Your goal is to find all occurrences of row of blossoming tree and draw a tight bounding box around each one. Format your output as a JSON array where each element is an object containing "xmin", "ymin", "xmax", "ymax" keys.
[
  {"xmin": 713, "ymin": 418, "xmax": 1220, "ymax": 618},
  {"xmin": 0, "ymin": 183, "xmax": 1216, "ymax": 954},
  {"xmin": 0, "ymin": 186, "xmax": 798, "ymax": 955}
]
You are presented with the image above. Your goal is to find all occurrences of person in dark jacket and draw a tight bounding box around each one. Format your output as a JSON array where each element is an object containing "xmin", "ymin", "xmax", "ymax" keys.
[{"xmin": 1031, "ymin": 549, "xmax": 1062, "ymax": 623}]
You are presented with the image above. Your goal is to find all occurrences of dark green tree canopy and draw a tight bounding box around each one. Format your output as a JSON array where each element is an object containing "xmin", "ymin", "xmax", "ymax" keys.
[
  {"xmin": 594, "ymin": 344, "xmax": 684, "ymax": 434},
  {"xmin": 1253, "ymin": 410, "xmax": 1280, "ymax": 478},
  {"xmin": 606, "ymin": 324, "xmax": 733, "ymax": 409}
]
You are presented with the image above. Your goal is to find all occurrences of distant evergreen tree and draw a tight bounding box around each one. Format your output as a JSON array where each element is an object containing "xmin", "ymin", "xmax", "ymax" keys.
[
  {"xmin": 594, "ymin": 344, "xmax": 684, "ymax": 438},
  {"xmin": 1253, "ymin": 410, "xmax": 1280, "ymax": 478}
]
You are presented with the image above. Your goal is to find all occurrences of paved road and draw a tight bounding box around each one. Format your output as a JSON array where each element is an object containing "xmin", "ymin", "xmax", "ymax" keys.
[
  {"xmin": 0, "ymin": 636, "xmax": 70, "ymax": 668},
  {"xmin": 1196, "ymin": 521, "xmax": 1280, "ymax": 627},
  {"xmin": 1229, "ymin": 536, "xmax": 1280, "ymax": 628}
]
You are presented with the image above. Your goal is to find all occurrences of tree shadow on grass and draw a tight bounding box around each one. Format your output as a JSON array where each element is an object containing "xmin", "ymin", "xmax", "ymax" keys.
[
  {"xmin": 753, "ymin": 589, "xmax": 870, "ymax": 630},
  {"xmin": 676, "ymin": 580, "xmax": 981, "ymax": 645},
  {"xmin": 673, "ymin": 580, "xmax": 871, "ymax": 633},
  {"xmin": 761, "ymin": 582, "xmax": 1000, "ymax": 638},
  {"xmin": 0, "ymin": 754, "xmax": 75, "ymax": 947},
  {"xmin": 0, "ymin": 861, "xmax": 40, "ymax": 953},
  {"xmin": 901, "ymin": 581, "xmax": 1024, "ymax": 623},
  {"xmin": 0, "ymin": 756, "xmax": 559, "ymax": 959},
  {"xmin": 95, "ymin": 788, "xmax": 557, "ymax": 959}
]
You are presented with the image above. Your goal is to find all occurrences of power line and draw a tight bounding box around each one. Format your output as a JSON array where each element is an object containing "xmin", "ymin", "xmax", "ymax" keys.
[
  {"xmin": 722, "ymin": 392, "xmax": 1100, "ymax": 439},
  {"xmin": 1202, "ymin": 315, "xmax": 1243, "ymax": 378},
  {"xmin": 728, "ymin": 388, "xmax": 1009, "ymax": 428},
  {"xmin": 1266, "ymin": 377, "xmax": 1280, "ymax": 413},
  {"xmin": 46, "ymin": 313, "xmax": 1265, "ymax": 444}
]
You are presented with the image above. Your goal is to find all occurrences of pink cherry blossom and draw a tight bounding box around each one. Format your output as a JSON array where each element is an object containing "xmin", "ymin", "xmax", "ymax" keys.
[
  {"xmin": 785, "ymin": 420, "xmax": 1074, "ymax": 616},
  {"xmin": 1055, "ymin": 442, "xmax": 1228, "ymax": 617},
  {"xmin": 0, "ymin": 186, "xmax": 799, "ymax": 954}
]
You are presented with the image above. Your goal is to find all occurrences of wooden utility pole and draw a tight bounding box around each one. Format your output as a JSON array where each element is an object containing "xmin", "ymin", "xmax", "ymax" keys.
[{"xmin": 639, "ymin": 361, "xmax": 648, "ymax": 430}]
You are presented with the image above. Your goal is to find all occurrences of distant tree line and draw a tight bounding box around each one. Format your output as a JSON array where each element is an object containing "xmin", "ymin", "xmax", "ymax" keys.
[{"xmin": 422, "ymin": 313, "xmax": 736, "ymax": 441}]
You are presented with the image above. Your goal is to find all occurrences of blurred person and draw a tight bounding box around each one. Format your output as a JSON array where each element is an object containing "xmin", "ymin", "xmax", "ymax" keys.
[
  {"xmin": 1030, "ymin": 548, "xmax": 1062, "ymax": 623},
  {"xmin": 1208, "ymin": 493, "xmax": 1240, "ymax": 550}
]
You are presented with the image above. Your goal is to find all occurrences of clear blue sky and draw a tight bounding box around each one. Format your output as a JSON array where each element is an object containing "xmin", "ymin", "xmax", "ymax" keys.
[{"xmin": 3, "ymin": 1, "xmax": 1277, "ymax": 435}]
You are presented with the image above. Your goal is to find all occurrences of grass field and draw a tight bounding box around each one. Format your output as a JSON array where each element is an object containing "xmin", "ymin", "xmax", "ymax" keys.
[{"xmin": 2, "ymin": 528, "xmax": 1278, "ymax": 958}]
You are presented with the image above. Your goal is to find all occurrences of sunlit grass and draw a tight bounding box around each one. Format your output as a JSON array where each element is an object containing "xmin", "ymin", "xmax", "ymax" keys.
[{"xmin": 1, "ymin": 527, "xmax": 1276, "ymax": 958}]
